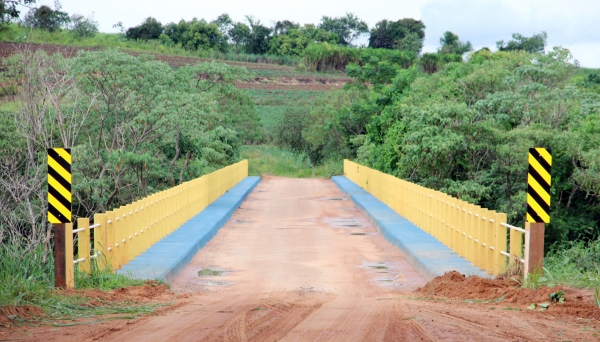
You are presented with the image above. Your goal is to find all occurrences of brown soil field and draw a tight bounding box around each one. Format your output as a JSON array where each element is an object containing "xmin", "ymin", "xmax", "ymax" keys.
[
  {"xmin": 0, "ymin": 42, "xmax": 294, "ymax": 70},
  {"xmin": 2, "ymin": 177, "xmax": 599, "ymax": 341},
  {"xmin": 235, "ymin": 83, "xmax": 344, "ymax": 91},
  {"xmin": 0, "ymin": 43, "xmax": 352, "ymax": 90}
]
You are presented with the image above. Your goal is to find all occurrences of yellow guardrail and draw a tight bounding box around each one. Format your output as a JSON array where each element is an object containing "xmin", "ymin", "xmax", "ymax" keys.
[
  {"xmin": 63, "ymin": 160, "xmax": 248, "ymax": 285},
  {"xmin": 344, "ymin": 160, "xmax": 523, "ymax": 276}
]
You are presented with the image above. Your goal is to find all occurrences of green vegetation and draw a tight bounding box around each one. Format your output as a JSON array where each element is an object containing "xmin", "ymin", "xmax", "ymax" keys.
[
  {"xmin": 0, "ymin": 49, "xmax": 259, "ymax": 314},
  {"xmin": 240, "ymin": 145, "xmax": 342, "ymax": 178},
  {"xmin": 542, "ymin": 239, "xmax": 600, "ymax": 288},
  {"xmin": 0, "ymin": 242, "xmax": 161, "ymax": 321},
  {"xmin": 1, "ymin": 1, "xmax": 599, "ymax": 305}
]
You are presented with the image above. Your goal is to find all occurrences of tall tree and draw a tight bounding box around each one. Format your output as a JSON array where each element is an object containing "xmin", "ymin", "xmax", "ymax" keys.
[
  {"xmin": 318, "ymin": 13, "xmax": 368, "ymax": 46},
  {"xmin": 272, "ymin": 20, "xmax": 299, "ymax": 36},
  {"xmin": 211, "ymin": 13, "xmax": 233, "ymax": 38},
  {"xmin": 244, "ymin": 16, "xmax": 271, "ymax": 54},
  {"xmin": 126, "ymin": 17, "xmax": 163, "ymax": 40},
  {"xmin": 497, "ymin": 31, "xmax": 547, "ymax": 53},
  {"xmin": 0, "ymin": 0, "xmax": 36, "ymax": 30},
  {"xmin": 229, "ymin": 21, "xmax": 251, "ymax": 52},
  {"xmin": 23, "ymin": 4, "xmax": 69, "ymax": 32},
  {"xmin": 368, "ymin": 18, "xmax": 426, "ymax": 54},
  {"xmin": 164, "ymin": 18, "xmax": 227, "ymax": 52},
  {"xmin": 438, "ymin": 31, "xmax": 472, "ymax": 55}
]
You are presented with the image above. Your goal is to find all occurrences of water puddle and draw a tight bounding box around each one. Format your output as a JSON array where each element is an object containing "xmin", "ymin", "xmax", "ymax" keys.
[
  {"xmin": 325, "ymin": 217, "xmax": 363, "ymax": 229},
  {"xmin": 197, "ymin": 268, "xmax": 233, "ymax": 277},
  {"xmin": 316, "ymin": 197, "xmax": 347, "ymax": 201},
  {"xmin": 199, "ymin": 281, "xmax": 234, "ymax": 286}
]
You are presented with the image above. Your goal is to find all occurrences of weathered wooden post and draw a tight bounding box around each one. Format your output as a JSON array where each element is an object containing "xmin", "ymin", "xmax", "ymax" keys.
[{"xmin": 525, "ymin": 148, "xmax": 552, "ymax": 279}]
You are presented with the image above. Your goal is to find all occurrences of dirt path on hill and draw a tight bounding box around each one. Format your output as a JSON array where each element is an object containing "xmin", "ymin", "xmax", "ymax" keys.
[{"xmin": 3, "ymin": 176, "xmax": 599, "ymax": 341}]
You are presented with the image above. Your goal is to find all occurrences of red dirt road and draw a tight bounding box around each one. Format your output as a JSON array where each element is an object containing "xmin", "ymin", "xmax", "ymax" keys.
[{"xmin": 3, "ymin": 177, "xmax": 599, "ymax": 341}]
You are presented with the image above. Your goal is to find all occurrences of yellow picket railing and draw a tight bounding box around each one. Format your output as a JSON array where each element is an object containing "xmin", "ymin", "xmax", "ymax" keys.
[
  {"xmin": 344, "ymin": 160, "xmax": 523, "ymax": 276},
  {"xmin": 65, "ymin": 160, "xmax": 248, "ymax": 284}
]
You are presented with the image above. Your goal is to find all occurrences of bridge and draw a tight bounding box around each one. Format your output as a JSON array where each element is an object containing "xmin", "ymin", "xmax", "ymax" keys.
[{"xmin": 58, "ymin": 159, "xmax": 537, "ymax": 288}]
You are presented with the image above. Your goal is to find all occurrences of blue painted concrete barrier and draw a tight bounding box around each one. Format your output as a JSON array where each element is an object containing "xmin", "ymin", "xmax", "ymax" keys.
[
  {"xmin": 332, "ymin": 176, "xmax": 489, "ymax": 280},
  {"xmin": 117, "ymin": 176, "xmax": 261, "ymax": 283}
]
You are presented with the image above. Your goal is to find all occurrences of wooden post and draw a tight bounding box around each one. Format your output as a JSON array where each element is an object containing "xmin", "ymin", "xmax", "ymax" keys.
[
  {"xmin": 53, "ymin": 223, "xmax": 74, "ymax": 289},
  {"xmin": 524, "ymin": 222, "xmax": 545, "ymax": 279},
  {"xmin": 53, "ymin": 223, "xmax": 66, "ymax": 289}
]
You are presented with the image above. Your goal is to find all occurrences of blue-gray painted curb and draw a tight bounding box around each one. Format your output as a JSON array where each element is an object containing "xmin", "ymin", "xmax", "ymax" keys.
[
  {"xmin": 117, "ymin": 176, "xmax": 261, "ymax": 283},
  {"xmin": 332, "ymin": 176, "xmax": 489, "ymax": 280}
]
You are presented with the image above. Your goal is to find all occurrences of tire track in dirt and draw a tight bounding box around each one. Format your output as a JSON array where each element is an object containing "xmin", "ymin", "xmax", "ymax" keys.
[{"xmin": 6, "ymin": 176, "xmax": 599, "ymax": 341}]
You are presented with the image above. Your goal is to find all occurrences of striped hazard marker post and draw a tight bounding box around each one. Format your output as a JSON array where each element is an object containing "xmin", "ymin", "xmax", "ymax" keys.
[
  {"xmin": 48, "ymin": 148, "xmax": 73, "ymax": 289},
  {"xmin": 525, "ymin": 148, "xmax": 552, "ymax": 279}
]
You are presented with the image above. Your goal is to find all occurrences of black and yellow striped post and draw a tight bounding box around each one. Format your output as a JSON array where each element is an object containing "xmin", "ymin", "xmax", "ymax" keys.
[
  {"xmin": 525, "ymin": 148, "xmax": 552, "ymax": 278},
  {"xmin": 48, "ymin": 148, "xmax": 73, "ymax": 289}
]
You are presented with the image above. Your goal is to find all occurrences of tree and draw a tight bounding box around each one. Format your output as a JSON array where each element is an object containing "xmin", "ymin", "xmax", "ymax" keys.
[
  {"xmin": 272, "ymin": 20, "xmax": 299, "ymax": 36},
  {"xmin": 368, "ymin": 18, "xmax": 426, "ymax": 54},
  {"xmin": 497, "ymin": 31, "xmax": 547, "ymax": 53},
  {"xmin": 211, "ymin": 13, "xmax": 233, "ymax": 38},
  {"xmin": 0, "ymin": 0, "xmax": 36, "ymax": 30},
  {"xmin": 268, "ymin": 24, "xmax": 338, "ymax": 57},
  {"xmin": 438, "ymin": 31, "xmax": 472, "ymax": 55},
  {"xmin": 244, "ymin": 16, "xmax": 271, "ymax": 54},
  {"xmin": 229, "ymin": 21, "xmax": 250, "ymax": 52},
  {"xmin": 318, "ymin": 13, "xmax": 368, "ymax": 46},
  {"xmin": 164, "ymin": 18, "xmax": 227, "ymax": 52},
  {"xmin": 126, "ymin": 17, "xmax": 163, "ymax": 40},
  {"xmin": 70, "ymin": 13, "xmax": 98, "ymax": 37},
  {"xmin": 23, "ymin": 4, "xmax": 69, "ymax": 32}
]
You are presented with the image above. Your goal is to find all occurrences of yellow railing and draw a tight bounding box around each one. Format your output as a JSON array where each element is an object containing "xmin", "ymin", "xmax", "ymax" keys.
[
  {"xmin": 344, "ymin": 160, "xmax": 523, "ymax": 276},
  {"xmin": 66, "ymin": 160, "xmax": 248, "ymax": 283}
]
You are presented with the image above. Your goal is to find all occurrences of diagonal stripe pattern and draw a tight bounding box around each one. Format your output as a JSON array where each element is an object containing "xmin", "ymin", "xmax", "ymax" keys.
[
  {"xmin": 527, "ymin": 148, "xmax": 552, "ymax": 223},
  {"xmin": 48, "ymin": 148, "xmax": 72, "ymax": 223}
]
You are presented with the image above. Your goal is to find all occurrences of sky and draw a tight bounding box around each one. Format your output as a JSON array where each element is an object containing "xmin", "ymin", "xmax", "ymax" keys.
[{"xmin": 27, "ymin": 0, "xmax": 600, "ymax": 68}]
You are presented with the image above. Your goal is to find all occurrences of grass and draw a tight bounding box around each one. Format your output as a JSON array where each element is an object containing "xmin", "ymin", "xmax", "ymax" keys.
[
  {"xmin": 0, "ymin": 242, "xmax": 165, "ymax": 323},
  {"xmin": 240, "ymin": 145, "xmax": 342, "ymax": 178},
  {"xmin": 249, "ymin": 90, "xmax": 326, "ymax": 106},
  {"xmin": 252, "ymin": 68, "xmax": 346, "ymax": 78},
  {"xmin": 520, "ymin": 238, "xmax": 600, "ymax": 289},
  {"xmin": 0, "ymin": 24, "xmax": 300, "ymax": 66}
]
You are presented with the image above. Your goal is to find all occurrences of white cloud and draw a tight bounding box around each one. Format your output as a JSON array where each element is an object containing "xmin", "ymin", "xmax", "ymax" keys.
[{"xmin": 421, "ymin": 0, "xmax": 600, "ymax": 67}]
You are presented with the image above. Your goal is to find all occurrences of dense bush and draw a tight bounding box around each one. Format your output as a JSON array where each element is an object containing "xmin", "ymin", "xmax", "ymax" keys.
[
  {"xmin": 339, "ymin": 48, "xmax": 600, "ymax": 248},
  {"xmin": 303, "ymin": 42, "xmax": 360, "ymax": 71},
  {"xmin": 126, "ymin": 17, "xmax": 163, "ymax": 41},
  {"xmin": 0, "ymin": 49, "xmax": 257, "ymax": 254}
]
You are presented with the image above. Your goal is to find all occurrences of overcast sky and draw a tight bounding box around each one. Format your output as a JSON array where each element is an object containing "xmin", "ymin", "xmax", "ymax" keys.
[{"xmin": 29, "ymin": 0, "xmax": 600, "ymax": 68}]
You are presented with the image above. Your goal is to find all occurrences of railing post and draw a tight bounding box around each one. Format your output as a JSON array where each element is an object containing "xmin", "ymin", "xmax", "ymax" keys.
[
  {"xmin": 93, "ymin": 213, "xmax": 107, "ymax": 270},
  {"xmin": 77, "ymin": 217, "xmax": 91, "ymax": 273},
  {"xmin": 494, "ymin": 213, "xmax": 508, "ymax": 277},
  {"xmin": 509, "ymin": 223, "xmax": 523, "ymax": 268},
  {"xmin": 105, "ymin": 210, "xmax": 116, "ymax": 270},
  {"xmin": 524, "ymin": 222, "xmax": 545, "ymax": 279}
]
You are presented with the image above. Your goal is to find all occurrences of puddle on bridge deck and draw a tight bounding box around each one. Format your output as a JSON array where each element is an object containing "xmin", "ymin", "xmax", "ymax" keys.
[
  {"xmin": 323, "ymin": 217, "xmax": 366, "ymax": 229},
  {"xmin": 315, "ymin": 196, "xmax": 348, "ymax": 201},
  {"xmin": 358, "ymin": 261, "xmax": 412, "ymax": 288}
]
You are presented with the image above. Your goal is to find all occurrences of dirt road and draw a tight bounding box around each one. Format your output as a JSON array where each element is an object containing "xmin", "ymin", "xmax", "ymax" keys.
[{"xmin": 4, "ymin": 177, "xmax": 599, "ymax": 341}]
